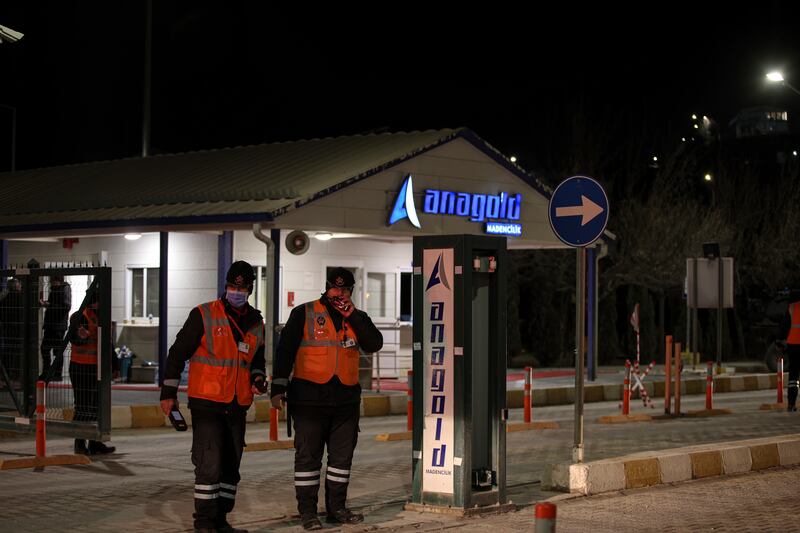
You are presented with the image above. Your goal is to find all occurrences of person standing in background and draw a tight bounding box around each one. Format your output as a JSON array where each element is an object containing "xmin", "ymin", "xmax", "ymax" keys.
[{"xmin": 40, "ymin": 275, "xmax": 71, "ymax": 382}]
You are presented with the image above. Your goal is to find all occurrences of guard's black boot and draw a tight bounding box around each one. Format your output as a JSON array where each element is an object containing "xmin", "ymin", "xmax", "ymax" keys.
[
  {"xmin": 301, "ymin": 513, "xmax": 323, "ymax": 530},
  {"xmin": 88, "ymin": 440, "xmax": 116, "ymax": 454},
  {"xmin": 194, "ymin": 528, "xmax": 218, "ymax": 533},
  {"xmin": 326, "ymin": 508, "xmax": 364, "ymax": 525},
  {"xmin": 74, "ymin": 439, "xmax": 87, "ymax": 454},
  {"xmin": 788, "ymin": 384, "xmax": 798, "ymax": 412}
]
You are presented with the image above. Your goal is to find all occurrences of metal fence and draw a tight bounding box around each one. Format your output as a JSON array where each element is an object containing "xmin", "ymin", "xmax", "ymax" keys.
[{"xmin": 0, "ymin": 266, "xmax": 112, "ymax": 440}]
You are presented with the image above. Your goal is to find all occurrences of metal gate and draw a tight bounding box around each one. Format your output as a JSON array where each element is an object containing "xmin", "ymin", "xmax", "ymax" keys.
[{"xmin": 0, "ymin": 266, "xmax": 111, "ymax": 440}]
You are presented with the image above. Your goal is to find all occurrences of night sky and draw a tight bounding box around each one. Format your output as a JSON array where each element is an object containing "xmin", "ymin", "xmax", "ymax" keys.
[{"xmin": 2, "ymin": 2, "xmax": 800, "ymax": 178}]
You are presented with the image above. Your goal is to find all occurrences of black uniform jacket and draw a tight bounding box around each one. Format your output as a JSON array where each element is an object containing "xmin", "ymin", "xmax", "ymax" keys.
[
  {"xmin": 271, "ymin": 296, "xmax": 383, "ymax": 406},
  {"xmin": 160, "ymin": 298, "xmax": 266, "ymax": 413}
]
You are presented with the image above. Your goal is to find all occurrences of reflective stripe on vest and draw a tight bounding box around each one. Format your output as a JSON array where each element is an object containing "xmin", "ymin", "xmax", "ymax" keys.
[
  {"xmin": 294, "ymin": 301, "xmax": 360, "ymax": 386},
  {"xmin": 789, "ymin": 302, "xmax": 800, "ymax": 345},
  {"xmin": 187, "ymin": 300, "xmax": 264, "ymax": 405},
  {"xmin": 71, "ymin": 308, "xmax": 98, "ymax": 364}
]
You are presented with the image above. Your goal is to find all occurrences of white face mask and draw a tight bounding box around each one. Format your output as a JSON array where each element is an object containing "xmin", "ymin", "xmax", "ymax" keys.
[{"xmin": 226, "ymin": 290, "xmax": 248, "ymax": 308}]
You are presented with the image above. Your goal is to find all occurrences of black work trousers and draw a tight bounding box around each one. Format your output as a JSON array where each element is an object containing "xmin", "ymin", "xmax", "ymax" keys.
[
  {"xmin": 69, "ymin": 361, "xmax": 97, "ymax": 422},
  {"xmin": 787, "ymin": 344, "xmax": 800, "ymax": 406},
  {"xmin": 190, "ymin": 406, "xmax": 247, "ymax": 530},
  {"xmin": 292, "ymin": 403, "xmax": 360, "ymax": 516}
]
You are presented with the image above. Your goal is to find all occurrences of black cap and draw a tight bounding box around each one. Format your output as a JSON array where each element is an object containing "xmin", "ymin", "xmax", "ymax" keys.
[
  {"xmin": 326, "ymin": 267, "xmax": 355, "ymax": 290},
  {"xmin": 226, "ymin": 260, "xmax": 255, "ymax": 291}
]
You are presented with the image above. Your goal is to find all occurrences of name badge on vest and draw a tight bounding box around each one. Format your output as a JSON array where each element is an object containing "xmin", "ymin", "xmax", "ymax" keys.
[
  {"xmin": 341, "ymin": 338, "xmax": 356, "ymax": 348},
  {"xmin": 238, "ymin": 341, "xmax": 250, "ymax": 354}
]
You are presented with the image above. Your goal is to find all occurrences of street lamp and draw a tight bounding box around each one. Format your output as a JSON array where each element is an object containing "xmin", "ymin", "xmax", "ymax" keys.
[
  {"xmin": 0, "ymin": 24, "xmax": 23, "ymax": 172},
  {"xmin": 766, "ymin": 71, "xmax": 800, "ymax": 96}
]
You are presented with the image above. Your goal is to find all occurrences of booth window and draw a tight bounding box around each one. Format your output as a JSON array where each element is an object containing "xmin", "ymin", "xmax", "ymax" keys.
[
  {"xmin": 400, "ymin": 271, "xmax": 412, "ymax": 322},
  {"xmin": 366, "ymin": 272, "xmax": 397, "ymax": 319},
  {"xmin": 248, "ymin": 265, "xmax": 268, "ymax": 314},
  {"xmin": 130, "ymin": 267, "xmax": 159, "ymax": 318}
]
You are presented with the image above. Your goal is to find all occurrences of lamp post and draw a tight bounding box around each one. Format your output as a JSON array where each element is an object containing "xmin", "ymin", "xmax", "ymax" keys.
[
  {"xmin": 0, "ymin": 104, "xmax": 16, "ymax": 172},
  {"xmin": 766, "ymin": 71, "xmax": 800, "ymax": 96},
  {"xmin": 0, "ymin": 25, "xmax": 23, "ymax": 172}
]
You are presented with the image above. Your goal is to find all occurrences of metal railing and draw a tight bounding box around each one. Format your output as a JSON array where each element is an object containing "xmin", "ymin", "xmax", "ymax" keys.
[{"xmin": 359, "ymin": 324, "xmax": 412, "ymax": 393}]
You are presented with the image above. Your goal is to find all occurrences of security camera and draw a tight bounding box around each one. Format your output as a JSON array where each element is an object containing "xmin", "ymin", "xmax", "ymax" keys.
[{"xmin": 0, "ymin": 25, "xmax": 24, "ymax": 44}]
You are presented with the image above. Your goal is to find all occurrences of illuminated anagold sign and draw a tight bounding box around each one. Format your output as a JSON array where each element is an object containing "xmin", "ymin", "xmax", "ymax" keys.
[{"xmin": 388, "ymin": 175, "xmax": 523, "ymax": 236}]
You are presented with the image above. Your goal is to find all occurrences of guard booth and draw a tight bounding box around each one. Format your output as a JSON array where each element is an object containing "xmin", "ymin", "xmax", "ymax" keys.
[
  {"xmin": 0, "ymin": 266, "xmax": 112, "ymax": 443},
  {"xmin": 408, "ymin": 235, "xmax": 513, "ymax": 514}
]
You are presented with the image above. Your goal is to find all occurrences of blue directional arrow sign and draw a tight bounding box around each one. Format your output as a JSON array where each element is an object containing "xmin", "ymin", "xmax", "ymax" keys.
[{"xmin": 548, "ymin": 176, "xmax": 609, "ymax": 247}]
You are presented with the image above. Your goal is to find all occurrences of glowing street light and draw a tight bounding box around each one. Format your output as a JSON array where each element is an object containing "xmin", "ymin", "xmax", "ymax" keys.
[
  {"xmin": 766, "ymin": 71, "xmax": 800, "ymax": 96},
  {"xmin": 704, "ymin": 173, "xmax": 713, "ymax": 182}
]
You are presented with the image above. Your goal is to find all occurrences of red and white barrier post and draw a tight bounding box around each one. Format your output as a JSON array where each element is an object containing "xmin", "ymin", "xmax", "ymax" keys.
[
  {"xmin": 269, "ymin": 407, "xmax": 279, "ymax": 441},
  {"xmin": 777, "ymin": 357, "xmax": 784, "ymax": 405},
  {"xmin": 524, "ymin": 366, "xmax": 532, "ymax": 423},
  {"xmin": 407, "ymin": 370, "xmax": 413, "ymax": 431},
  {"xmin": 268, "ymin": 375, "xmax": 278, "ymax": 442},
  {"xmin": 535, "ymin": 502, "xmax": 557, "ymax": 533},
  {"xmin": 664, "ymin": 335, "xmax": 672, "ymax": 415},
  {"xmin": 622, "ymin": 360, "xmax": 631, "ymax": 415},
  {"xmin": 36, "ymin": 380, "xmax": 46, "ymax": 458},
  {"xmin": 674, "ymin": 342, "xmax": 682, "ymax": 415},
  {"xmin": 705, "ymin": 360, "xmax": 713, "ymax": 410}
]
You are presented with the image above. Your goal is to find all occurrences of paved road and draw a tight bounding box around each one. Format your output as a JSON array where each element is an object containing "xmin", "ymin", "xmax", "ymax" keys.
[
  {"xmin": 397, "ymin": 466, "xmax": 800, "ymax": 532},
  {"xmin": 0, "ymin": 388, "xmax": 798, "ymax": 532}
]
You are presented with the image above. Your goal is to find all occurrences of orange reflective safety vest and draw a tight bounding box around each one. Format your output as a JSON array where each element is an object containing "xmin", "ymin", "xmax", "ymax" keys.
[
  {"xmin": 71, "ymin": 308, "xmax": 98, "ymax": 364},
  {"xmin": 294, "ymin": 300, "xmax": 360, "ymax": 386},
  {"xmin": 789, "ymin": 302, "xmax": 800, "ymax": 345},
  {"xmin": 188, "ymin": 300, "xmax": 264, "ymax": 406}
]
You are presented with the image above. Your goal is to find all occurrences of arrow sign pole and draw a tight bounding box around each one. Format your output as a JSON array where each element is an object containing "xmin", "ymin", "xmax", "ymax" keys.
[{"xmin": 548, "ymin": 176, "xmax": 610, "ymax": 466}]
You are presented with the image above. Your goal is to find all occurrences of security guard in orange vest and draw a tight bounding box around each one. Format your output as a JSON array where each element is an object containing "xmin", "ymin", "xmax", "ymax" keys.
[
  {"xmin": 779, "ymin": 295, "xmax": 800, "ymax": 411},
  {"xmin": 69, "ymin": 292, "xmax": 116, "ymax": 455},
  {"xmin": 271, "ymin": 267, "xmax": 383, "ymax": 530},
  {"xmin": 160, "ymin": 261, "xmax": 267, "ymax": 533}
]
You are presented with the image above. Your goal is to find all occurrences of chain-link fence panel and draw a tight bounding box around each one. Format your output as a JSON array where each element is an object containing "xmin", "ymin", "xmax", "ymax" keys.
[{"xmin": 0, "ymin": 266, "xmax": 111, "ymax": 441}]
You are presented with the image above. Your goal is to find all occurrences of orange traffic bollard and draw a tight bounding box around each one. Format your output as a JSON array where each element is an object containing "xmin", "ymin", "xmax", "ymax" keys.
[
  {"xmin": 664, "ymin": 335, "xmax": 672, "ymax": 414},
  {"xmin": 36, "ymin": 381, "xmax": 46, "ymax": 458},
  {"xmin": 622, "ymin": 360, "xmax": 631, "ymax": 415},
  {"xmin": 524, "ymin": 366, "xmax": 532, "ymax": 423},
  {"xmin": 269, "ymin": 407, "xmax": 278, "ymax": 441},
  {"xmin": 535, "ymin": 502, "xmax": 556, "ymax": 532},
  {"xmin": 674, "ymin": 342, "xmax": 682, "ymax": 415}
]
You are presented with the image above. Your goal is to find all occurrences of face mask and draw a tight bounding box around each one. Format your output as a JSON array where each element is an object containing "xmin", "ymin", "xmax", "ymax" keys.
[{"xmin": 226, "ymin": 290, "xmax": 248, "ymax": 309}]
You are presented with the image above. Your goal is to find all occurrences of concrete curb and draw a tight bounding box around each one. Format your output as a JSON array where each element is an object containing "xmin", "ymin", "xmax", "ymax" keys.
[
  {"xmin": 542, "ymin": 433, "xmax": 800, "ymax": 495},
  {"xmin": 103, "ymin": 372, "xmax": 781, "ymax": 430}
]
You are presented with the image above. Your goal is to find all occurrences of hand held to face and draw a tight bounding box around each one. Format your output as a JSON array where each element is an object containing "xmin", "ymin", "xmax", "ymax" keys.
[{"xmin": 328, "ymin": 292, "xmax": 354, "ymax": 317}]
